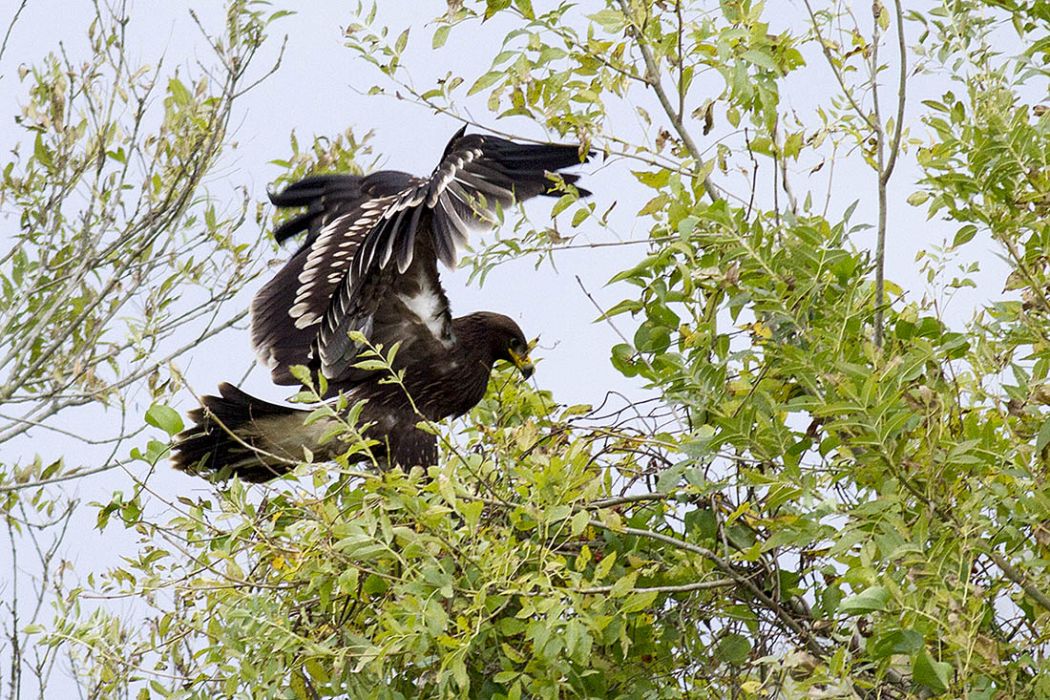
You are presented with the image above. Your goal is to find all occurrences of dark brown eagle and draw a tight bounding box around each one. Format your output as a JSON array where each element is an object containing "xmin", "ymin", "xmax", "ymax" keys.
[{"xmin": 171, "ymin": 127, "xmax": 589, "ymax": 482}]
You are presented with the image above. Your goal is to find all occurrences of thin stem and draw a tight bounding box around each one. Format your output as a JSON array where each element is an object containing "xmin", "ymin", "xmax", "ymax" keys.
[
  {"xmin": 874, "ymin": 173, "xmax": 887, "ymax": 347},
  {"xmin": 675, "ymin": 0, "xmax": 685, "ymax": 121},
  {"xmin": 881, "ymin": 0, "xmax": 908, "ymax": 186},
  {"xmin": 614, "ymin": 0, "xmax": 722, "ymax": 202},
  {"xmin": 801, "ymin": 0, "xmax": 875, "ymax": 128},
  {"xmin": 6, "ymin": 517, "xmax": 22, "ymax": 699},
  {"xmin": 573, "ymin": 578, "xmax": 735, "ymax": 595},
  {"xmin": 870, "ymin": 2, "xmax": 887, "ymax": 348}
]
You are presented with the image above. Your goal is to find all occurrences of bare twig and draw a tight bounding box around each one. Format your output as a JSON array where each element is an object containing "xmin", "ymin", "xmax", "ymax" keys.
[
  {"xmin": 0, "ymin": 0, "xmax": 28, "ymax": 71},
  {"xmin": 0, "ymin": 461, "xmax": 128, "ymax": 494}
]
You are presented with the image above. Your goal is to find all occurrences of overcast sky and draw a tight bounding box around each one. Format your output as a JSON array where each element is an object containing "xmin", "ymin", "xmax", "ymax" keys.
[{"xmin": 0, "ymin": 0, "xmax": 1018, "ymax": 693}]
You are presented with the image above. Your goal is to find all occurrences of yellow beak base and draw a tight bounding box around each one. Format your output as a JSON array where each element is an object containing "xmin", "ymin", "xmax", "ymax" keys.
[{"xmin": 508, "ymin": 349, "xmax": 535, "ymax": 379}]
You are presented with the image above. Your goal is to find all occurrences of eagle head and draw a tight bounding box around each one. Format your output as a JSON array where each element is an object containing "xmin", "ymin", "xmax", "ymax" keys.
[{"xmin": 465, "ymin": 312, "xmax": 534, "ymax": 379}]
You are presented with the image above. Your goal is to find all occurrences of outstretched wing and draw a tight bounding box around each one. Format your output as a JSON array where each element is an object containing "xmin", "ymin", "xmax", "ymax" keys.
[
  {"xmin": 353, "ymin": 126, "xmax": 590, "ymax": 277},
  {"xmin": 250, "ymin": 173, "xmax": 411, "ymax": 383},
  {"xmin": 250, "ymin": 126, "xmax": 589, "ymax": 386}
]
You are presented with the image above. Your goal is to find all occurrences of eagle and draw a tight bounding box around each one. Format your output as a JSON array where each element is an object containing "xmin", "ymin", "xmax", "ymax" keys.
[{"xmin": 171, "ymin": 127, "xmax": 589, "ymax": 482}]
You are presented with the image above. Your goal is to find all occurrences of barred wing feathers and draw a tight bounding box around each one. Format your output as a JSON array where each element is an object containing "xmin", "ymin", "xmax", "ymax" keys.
[
  {"xmin": 352, "ymin": 129, "xmax": 590, "ymax": 279},
  {"xmin": 250, "ymin": 174, "xmax": 383, "ymax": 383},
  {"xmin": 251, "ymin": 127, "xmax": 589, "ymax": 386}
]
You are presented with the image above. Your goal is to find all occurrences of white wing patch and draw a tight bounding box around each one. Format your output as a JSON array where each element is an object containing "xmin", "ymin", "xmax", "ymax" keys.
[
  {"xmin": 398, "ymin": 280, "xmax": 450, "ymax": 345},
  {"xmin": 287, "ymin": 207, "xmax": 384, "ymax": 330}
]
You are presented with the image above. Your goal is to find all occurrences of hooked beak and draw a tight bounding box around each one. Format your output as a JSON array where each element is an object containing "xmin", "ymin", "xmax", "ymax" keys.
[{"xmin": 507, "ymin": 348, "xmax": 535, "ymax": 379}]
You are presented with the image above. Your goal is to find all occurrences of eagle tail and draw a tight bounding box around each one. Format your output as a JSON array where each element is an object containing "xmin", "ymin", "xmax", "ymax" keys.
[{"xmin": 171, "ymin": 383, "xmax": 313, "ymax": 483}]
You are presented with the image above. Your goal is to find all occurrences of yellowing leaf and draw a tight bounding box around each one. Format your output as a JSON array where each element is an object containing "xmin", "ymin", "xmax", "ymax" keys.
[
  {"xmin": 594, "ymin": 550, "xmax": 617, "ymax": 580},
  {"xmin": 751, "ymin": 321, "xmax": 772, "ymax": 339}
]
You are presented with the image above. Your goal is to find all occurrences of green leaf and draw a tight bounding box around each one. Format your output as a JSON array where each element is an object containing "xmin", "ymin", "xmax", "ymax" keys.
[
  {"xmin": 610, "ymin": 343, "xmax": 638, "ymax": 377},
  {"xmin": 1036, "ymin": 416, "xmax": 1050, "ymax": 454},
  {"xmin": 33, "ymin": 133, "xmax": 53, "ymax": 170},
  {"xmin": 570, "ymin": 509, "xmax": 589, "ymax": 536},
  {"xmin": 714, "ymin": 633, "xmax": 751, "ymax": 664},
  {"xmin": 621, "ymin": 589, "xmax": 657, "ymax": 613},
  {"xmin": 289, "ymin": 364, "xmax": 316, "ymax": 387},
  {"xmin": 394, "ymin": 28, "xmax": 410, "ymax": 54},
  {"xmin": 599, "ymin": 299, "xmax": 643, "ymax": 319},
  {"xmin": 632, "ymin": 169, "xmax": 670, "ymax": 189},
  {"xmin": 353, "ymin": 359, "xmax": 390, "ymax": 371},
  {"xmin": 609, "ymin": 571, "xmax": 637, "ymax": 597},
  {"xmin": 876, "ymin": 5, "xmax": 890, "ymax": 31},
  {"xmin": 655, "ymin": 462, "xmax": 686, "ymax": 493},
  {"xmin": 290, "ymin": 670, "xmax": 310, "ymax": 700},
  {"xmin": 304, "ymin": 658, "xmax": 329, "ymax": 683},
  {"xmin": 838, "ymin": 585, "xmax": 889, "ymax": 615},
  {"xmin": 906, "ymin": 191, "xmax": 930, "ymax": 206},
  {"xmin": 638, "ymin": 193, "xmax": 668, "ymax": 216},
  {"xmin": 433, "ymin": 25, "xmax": 451, "ymax": 49},
  {"xmin": 493, "ymin": 670, "xmax": 519, "ymax": 684},
  {"xmin": 952, "ymin": 224, "xmax": 977, "ymax": 247},
  {"xmin": 484, "ymin": 0, "xmax": 512, "ymax": 19},
  {"xmin": 870, "ymin": 628, "xmax": 923, "ymax": 659},
  {"xmin": 461, "ymin": 500, "xmax": 484, "ymax": 528},
  {"xmin": 588, "ymin": 9, "xmax": 625, "ymax": 32},
  {"xmin": 550, "ymin": 193, "xmax": 575, "ymax": 218},
  {"xmin": 594, "ymin": 550, "xmax": 616, "ymax": 580},
  {"xmin": 912, "ymin": 648, "xmax": 952, "ymax": 694},
  {"xmin": 512, "ymin": 0, "xmax": 535, "ymax": 19},
  {"xmin": 742, "ymin": 48, "xmax": 777, "ymax": 71},
  {"xmin": 145, "ymin": 404, "xmax": 184, "ymax": 437},
  {"xmin": 168, "ymin": 77, "xmax": 192, "ymax": 107},
  {"xmin": 468, "ymin": 70, "xmax": 503, "ymax": 95},
  {"xmin": 491, "ymin": 51, "xmax": 517, "ymax": 66}
]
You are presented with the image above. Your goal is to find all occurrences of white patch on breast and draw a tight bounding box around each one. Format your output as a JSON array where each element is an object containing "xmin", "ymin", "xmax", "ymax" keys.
[{"xmin": 398, "ymin": 281, "xmax": 450, "ymax": 345}]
